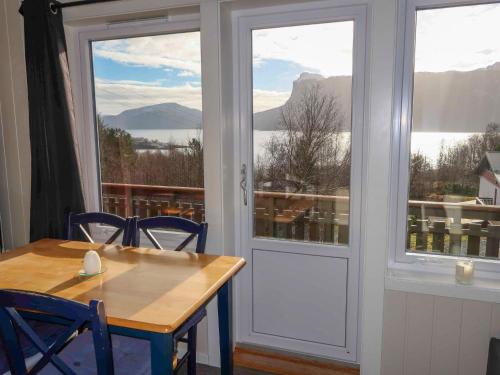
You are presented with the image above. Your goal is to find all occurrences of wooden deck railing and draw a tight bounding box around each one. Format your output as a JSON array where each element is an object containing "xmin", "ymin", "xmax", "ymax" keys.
[
  {"xmin": 101, "ymin": 183, "xmax": 500, "ymax": 256},
  {"xmin": 407, "ymin": 200, "xmax": 500, "ymax": 257}
]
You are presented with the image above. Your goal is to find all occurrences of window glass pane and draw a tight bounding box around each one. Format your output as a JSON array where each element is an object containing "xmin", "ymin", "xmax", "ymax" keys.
[
  {"xmin": 252, "ymin": 22, "xmax": 353, "ymax": 245},
  {"xmin": 91, "ymin": 32, "xmax": 204, "ymax": 222},
  {"xmin": 407, "ymin": 5, "xmax": 500, "ymax": 258}
]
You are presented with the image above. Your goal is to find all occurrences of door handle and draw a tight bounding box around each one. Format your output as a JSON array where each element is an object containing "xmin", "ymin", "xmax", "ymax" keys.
[{"xmin": 240, "ymin": 164, "xmax": 248, "ymax": 206}]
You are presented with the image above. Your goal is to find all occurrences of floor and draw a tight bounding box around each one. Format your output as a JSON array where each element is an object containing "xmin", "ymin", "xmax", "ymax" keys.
[
  {"xmin": 179, "ymin": 348, "xmax": 359, "ymax": 375},
  {"xmin": 179, "ymin": 364, "xmax": 272, "ymax": 375},
  {"xmin": 178, "ymin": 346, "xmax": 359, "ymax": 375}
]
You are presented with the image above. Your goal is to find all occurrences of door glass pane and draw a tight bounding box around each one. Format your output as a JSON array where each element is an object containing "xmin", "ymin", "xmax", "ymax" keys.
[
  {"xmin": 91, "ymin": 31, "xmax": 204, "ymax": 222},
  {"xmin": 406, "ymin": 4, "xmax": 500, "ymax": 258},
  {"xmin": 252, "ymin": 22, "xmax": 353, "ymax": 244}
]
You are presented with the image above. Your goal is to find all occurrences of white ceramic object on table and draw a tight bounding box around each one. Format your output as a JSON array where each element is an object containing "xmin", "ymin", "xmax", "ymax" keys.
[{"xmin": 83, "ymin": 250, "xmax": 102, "ymax": 275}]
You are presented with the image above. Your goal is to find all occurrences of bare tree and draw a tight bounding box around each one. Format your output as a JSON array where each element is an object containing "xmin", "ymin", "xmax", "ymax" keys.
[
  {"xmin": 257, "ymin": 84, "xmax": 350, "ymax": 194},
  {"xmin": 432, "ymin": 123, "xmax": 500, "ymax": 198},
  {"xmin": 409, "ymin": 152, "xmax": 433, "ymax": 200}
]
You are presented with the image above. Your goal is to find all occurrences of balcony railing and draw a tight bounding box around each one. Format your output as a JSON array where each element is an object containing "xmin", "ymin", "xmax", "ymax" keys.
[
  {"xmin": 407, "ymin": 200, "xmax": 500, "ymax": 258},
  {"xmin": 101, "ymin": 183, "xmax": 500, "ymax": 256}
]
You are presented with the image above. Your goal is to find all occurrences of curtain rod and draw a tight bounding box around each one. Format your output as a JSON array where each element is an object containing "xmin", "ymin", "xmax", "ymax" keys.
[
  {"xmin": 53, "ymin": 0, "xmax": 125, "ymax": 10},
  {"xmin": 19, "ymin": 0, "xmax": 124, "ymax": 15}
]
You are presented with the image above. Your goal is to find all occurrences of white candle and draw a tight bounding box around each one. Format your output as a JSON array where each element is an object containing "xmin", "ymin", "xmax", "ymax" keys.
[
  {"xmin": 455, "ymin": 260, "xmax": 474, "ymax": 285},
  {"xmin": 83, "ymin": 250, "xmax": 102, "ymax": 275}
]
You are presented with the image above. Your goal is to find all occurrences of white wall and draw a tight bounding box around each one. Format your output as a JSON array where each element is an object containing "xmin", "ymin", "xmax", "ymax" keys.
[
  {"xmin": 479, "ymin": 176, "xmax": 499, "ymax": 204},
  {"xmin": 0, "ymin": 0, "xmax": 30, "ymax": 250},
  {"xmin": 479, "ymin": 176, "xmax": 494, "ymax": 201},
  {"xmin": 382, "ymin": 290, "xmax": 499, "ymax": 375}
]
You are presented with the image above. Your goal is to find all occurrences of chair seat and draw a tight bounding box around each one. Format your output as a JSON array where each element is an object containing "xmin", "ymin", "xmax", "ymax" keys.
[
  {"xmin": 0, "ymin": 320, "xmax": 68, "ymax": 374},
  {"xmin": 38, "ymin": 331, "xmax": 181, "ymax": 374},
  {"xmin": 173, "ymin": 308, "xmax": 206, "ymax": 343}
]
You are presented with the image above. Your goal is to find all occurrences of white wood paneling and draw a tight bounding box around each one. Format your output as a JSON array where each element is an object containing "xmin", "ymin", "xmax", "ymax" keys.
[
  {"xmin": 429, "ymin": 297, "xmax": 462, "ymax": 375},
  {"xmin": 490, "ymin": 304, "xmax": 500, "ymax": 338},
  {"xmin": 0, "ymin": 0, "xmax": 30, "ymax": 250},
  {"xmin": 382, "ymin": 290, "xmax": 499, "ymax": 375},
  {"xmin": 380, "ymin": 290, "xmax": 406, "ymax": 375},
  {"xmin": 404, "ymin": 293, "xmax": 434, "ymax": 375},
  {"xmin": 458, "ymin": 300, "xmax": 492, "ymax": 375}
]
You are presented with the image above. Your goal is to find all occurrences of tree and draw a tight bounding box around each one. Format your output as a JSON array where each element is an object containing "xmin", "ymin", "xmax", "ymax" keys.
[
  {"xmin": 186, "ymin": 136, "xmax": 204, "ymax": 187},
  {"xmin": 97, "ymin": 114, "xmax": 205, "ymax": 188},
  {"xmin": 406, "ymin": 122, "xmax": 500, "ymax": 201},
  {"xmin": 432, "ymin": 122, "xmax": 500, "ymax": 198},
  {"xmin": 409, "ymin": 152, "xmax": 433, "ymax": 200},
  {"xmin": 97, "ymin": 115, "xmax": 136, "ymax": 183},
  {"xmin": 257, "ymin": 84, "xmax": 350, "ymax": 195}
]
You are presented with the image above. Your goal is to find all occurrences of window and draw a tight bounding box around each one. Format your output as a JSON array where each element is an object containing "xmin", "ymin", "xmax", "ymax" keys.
[
  {"xmin": 251, "ymin": 22, "xmax": 353, "ymax": 245},
  {"xmin": 90, "ymin": 31, "xmax": 204, "ymax": 222},
  {"xmin": 398, "ymin": 2, "xmax": 500, "ymax": 262}
]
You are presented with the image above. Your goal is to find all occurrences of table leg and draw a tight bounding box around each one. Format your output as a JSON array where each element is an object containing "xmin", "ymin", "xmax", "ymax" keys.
[
  {"xmin": 218, "ymin": 279, "xmax": 233, "ymax": 375},
  {"xmin": 150, "ymin": 332, "xmax": 174, "ymax": 375}
]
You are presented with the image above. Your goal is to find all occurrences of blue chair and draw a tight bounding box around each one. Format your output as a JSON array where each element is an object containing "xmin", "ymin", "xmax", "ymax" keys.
[
  {"xmin": 0, "ymin": 289, "xmax": 113, "ymax": 374},
  {"xmin": 131, "ymin": 216, "xmax": 207, "ymax": 253},
  {"xmin": 0, "ymin": 289, "xmax": 171, "ymax": 374},
  {"xmin": 131, "ymin": 216, "xmax": 208, "ymax": 375},
  {"xmin": 65, "ymin": 212, "xmax": 135, "ymax": 246}
]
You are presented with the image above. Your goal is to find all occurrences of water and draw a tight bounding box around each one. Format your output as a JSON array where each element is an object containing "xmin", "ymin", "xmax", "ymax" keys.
[
  {"xmin": 129, "ymin": 129, "xmax": 203, "ymax": 144},
  {"xmin": 129, "ymin": 129, "xmax": 479, "ymax": 163},
  {"xmin": 410, "ymin": 132, "xmax": 477, "ymax": 165}
]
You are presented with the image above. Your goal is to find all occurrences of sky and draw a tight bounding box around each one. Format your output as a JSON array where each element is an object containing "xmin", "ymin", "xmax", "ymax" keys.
[{"xmin": 92, "ymin": 3, "xmax": 500, "ymax": 116}]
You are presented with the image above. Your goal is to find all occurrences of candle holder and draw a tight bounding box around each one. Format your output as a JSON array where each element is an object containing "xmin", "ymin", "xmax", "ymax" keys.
[{"xmin": 455, "ymin": 260, "xmax": 474, "ymax": 285}]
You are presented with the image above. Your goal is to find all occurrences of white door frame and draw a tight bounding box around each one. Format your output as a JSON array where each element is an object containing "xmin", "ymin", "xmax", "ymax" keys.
[{"xmin": 231, "ymin": 1, "xmax": 368, "ymax": 362}]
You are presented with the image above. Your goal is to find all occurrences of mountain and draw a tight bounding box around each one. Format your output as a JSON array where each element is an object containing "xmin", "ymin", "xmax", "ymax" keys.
[
  {"xmin": 412, "ymin": 62, "xmax": 500, "ymax": 132},
  {"xmin": 102, "ymin": 103, "xmax": 202, "ymax": 130},
  {"xmin": 255, "ymin": 63, "xmax": 500, "ymax": 133},
  {"xmin": 254, "ymin": 72, "xmax": 352, "ymax": 131},
  {"xmin": 101, "ymin": 63, "xmax": 500, "ymax": 133}
]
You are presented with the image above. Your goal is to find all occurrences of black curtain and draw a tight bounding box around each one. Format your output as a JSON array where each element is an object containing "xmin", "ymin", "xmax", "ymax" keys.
[{"xmin": 21, "ymin": 0, "xmax": 85, "ymax": 241}]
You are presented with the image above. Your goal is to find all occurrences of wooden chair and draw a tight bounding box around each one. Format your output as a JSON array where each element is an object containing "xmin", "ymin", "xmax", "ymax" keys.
[
  {"xmin": 131, "ymin": 216, "xmax": 208, "ymax": 375},
  {"xmin": 131, "ymin": 216, "xmax": 207, "ymax": 253},
  {"xmin": 65, "ymin": 212, "xmax": 135, "ymax": 246},
  {"xmin": 0, "ymin": 289, "xmax": 114, "ymax": 374},
  {"xmin": 0, "ymin": 289, "xmax": 175, "ymax": 374}
]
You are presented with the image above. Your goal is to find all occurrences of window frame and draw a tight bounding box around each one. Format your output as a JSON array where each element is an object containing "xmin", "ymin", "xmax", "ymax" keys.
[
  {"xmin": 68, "ymin": 15, "xmax": 203, "ymax": 246},
  {"xmin": 390, "ymin": 0, "xmax": 500, "ymax": 276}
]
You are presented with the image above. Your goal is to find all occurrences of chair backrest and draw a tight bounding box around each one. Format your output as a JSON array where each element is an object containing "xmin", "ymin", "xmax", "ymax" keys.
[
  {"xmin": 65, "ymin": 212, "xmax": 134, "ymax": 246},
  {"xmin": 132, "ymin": 216, "xmax": 208, "ymax": 253},
  {"xmin": 0, "ymin": 289, "xmax": 113, "ymax": 375}
]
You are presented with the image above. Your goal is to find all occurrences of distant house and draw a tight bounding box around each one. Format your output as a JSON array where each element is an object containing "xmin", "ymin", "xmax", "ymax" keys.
[{"xmin": 477, "ymin": 151, "xmax": 500, "ymax": 205}]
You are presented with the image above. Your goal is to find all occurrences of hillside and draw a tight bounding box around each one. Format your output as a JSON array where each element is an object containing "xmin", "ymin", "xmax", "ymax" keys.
[
  {"xmin": 254, "ymin": 72, "xmax": 352, "ymax": 131},
  {"xmin": 412, "ymin": 62, "xmax": 500, "ymax": 132},
  {"xmin": 101, "ymin": 63, "xmax": 500, "ymax": 133},
  {"xmin": 102, "ymin": 102, "xmax": 202, "ymax": 130}
]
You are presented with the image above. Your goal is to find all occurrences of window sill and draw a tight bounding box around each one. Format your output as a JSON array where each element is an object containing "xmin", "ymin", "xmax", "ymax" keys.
[{"xmin": 386, "ymin": 268, "xmax": 500, "ymax": 303}]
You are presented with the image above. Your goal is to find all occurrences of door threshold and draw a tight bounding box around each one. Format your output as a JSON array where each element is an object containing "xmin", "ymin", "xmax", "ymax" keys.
[{"xmin": 234, "ymin": 344, "xmax": 360, "ymax": 375}]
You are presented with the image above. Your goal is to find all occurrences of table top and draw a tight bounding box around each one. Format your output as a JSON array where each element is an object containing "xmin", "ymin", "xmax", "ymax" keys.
[{"xmin": 0, "ymin": 239, "xmax": 245, "ymax": 334}]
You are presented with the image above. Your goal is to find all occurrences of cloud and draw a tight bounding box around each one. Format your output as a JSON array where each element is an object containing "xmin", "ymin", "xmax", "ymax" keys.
[
  {"xmin": 93, "ymin": 24, "xmax": 356, "ymax": 79},
  {"xmin": 95, "ymin": 79, "xmax": 291, "ymax": 115},
  {"xmin": 253, "ymin": 21, "xmax": 354, "ymax": 77},
  {"xmin": 95, "ymin": 80, "xmax": 202, "ymax": 115},
  {"xmin": 253, "ymin": 89, "xmax": 290, "ymax": 112},
  {"xmin": 415, "ymin": 4, "xmax": 500, "ymax": 72},
  {"xmin": 178, "ymin": 70, "xmax": 196, "ymax": 77},
  {"xmin": 93, "ymin": 31, "xmax": 201, "ymax": 75},
  {"xmin": 94, "ymin": 78, "xmax": 164, "ymax": 86}
]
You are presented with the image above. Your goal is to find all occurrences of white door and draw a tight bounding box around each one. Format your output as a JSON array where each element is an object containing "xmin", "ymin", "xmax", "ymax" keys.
[{"xmin": 234, "ymin": 2, "xmax": 367, "ymax": 362}]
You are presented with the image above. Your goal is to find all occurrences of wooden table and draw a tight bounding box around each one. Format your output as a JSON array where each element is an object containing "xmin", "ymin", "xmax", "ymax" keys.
[{"xmin": 0, "ymin": 239, "xmax": 246, "ymax": 374}]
